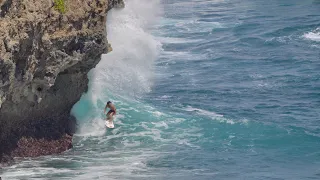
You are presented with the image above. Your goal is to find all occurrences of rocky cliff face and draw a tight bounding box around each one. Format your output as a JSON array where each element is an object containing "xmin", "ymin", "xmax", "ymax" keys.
[{"xmin": 0, "ymin": 0, "xmax": 124, "ymax": 163}]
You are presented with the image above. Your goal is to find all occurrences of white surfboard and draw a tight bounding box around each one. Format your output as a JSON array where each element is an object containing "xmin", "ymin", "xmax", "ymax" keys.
[{"xmin": 105, "ymin": 120, "xmax": 114, "ymax": 128}]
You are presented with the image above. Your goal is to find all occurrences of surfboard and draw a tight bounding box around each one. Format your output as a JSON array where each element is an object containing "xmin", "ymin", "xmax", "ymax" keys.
[{"xmin": 105, "ymin": 120, "xmax": 114, "ymax": 128}]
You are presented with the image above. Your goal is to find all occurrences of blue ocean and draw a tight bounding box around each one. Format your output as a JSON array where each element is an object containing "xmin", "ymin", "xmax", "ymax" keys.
[{"xmin": 2, "ymin": 0, "xmax": 320, "ymax": 179}]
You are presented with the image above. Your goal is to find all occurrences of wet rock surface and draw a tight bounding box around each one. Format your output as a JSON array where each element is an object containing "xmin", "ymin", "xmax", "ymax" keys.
[{"xmin": 12, "ymin": 134, "xmax": 73, "ymax": 157}]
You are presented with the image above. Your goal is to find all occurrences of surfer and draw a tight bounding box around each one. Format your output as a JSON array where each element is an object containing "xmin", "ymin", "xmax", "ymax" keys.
[{"xmin": 104, "ymin": 101, "xmax": 116, "ymax": 121}]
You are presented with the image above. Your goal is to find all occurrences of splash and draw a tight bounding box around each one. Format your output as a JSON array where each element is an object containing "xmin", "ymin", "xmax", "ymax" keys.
[
  {"xmin": 72, "ymin": 0, "xmax": 162, "ymax": 135},
  {"xmin": 91, "ymin": 0, "xmax": 162, "ymax": 100}
]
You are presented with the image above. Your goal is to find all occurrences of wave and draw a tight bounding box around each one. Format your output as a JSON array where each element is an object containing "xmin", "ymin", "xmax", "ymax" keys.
[
  {"xmin": 176, "ymin": 20, "xmax": 223, "ymax": 32},
  {"xmin": 304, "ymin": 28, "xmax": 320, "ymax": 42},
  {"xmin": 183, "ymin": 106, "xmax": 250, "ymax": 125},
  {"xmin": 157, "ymin": 36, "xmax": 201, "ymax": 44},
  {"xmin": 72, "ymin": 0, "xmax": 162, "ymax": 135},
  {"xmin": 92, "ymin": 0, "xmax": 162, "ymax": 98},
  {"xmin": 265, "ymin": 35, "xmax": 293, "ymax": 44},
  {"xmin": 184, "ymin": 106, "xmax": 224, "ymax": 118}
]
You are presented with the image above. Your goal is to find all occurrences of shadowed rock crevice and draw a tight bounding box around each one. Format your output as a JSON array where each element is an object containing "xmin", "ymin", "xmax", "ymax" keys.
[
  {"xmin": 0, "ymin": 0, "xmax": 12, "ymax": 17},
  {"xmin": 0, "ymin": 0, "xmax": 124, "ymax": 163}
]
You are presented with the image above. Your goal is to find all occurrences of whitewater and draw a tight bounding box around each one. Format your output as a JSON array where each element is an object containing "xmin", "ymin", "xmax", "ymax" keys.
[{"xmin": 1, "ymin": 0, "xmax": 320, "ymax": 179}]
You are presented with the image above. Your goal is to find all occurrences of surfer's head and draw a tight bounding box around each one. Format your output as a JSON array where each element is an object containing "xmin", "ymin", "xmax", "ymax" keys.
[{"xmin": 107, "ymin": 101, "xmax": 112, "ymax": 107}]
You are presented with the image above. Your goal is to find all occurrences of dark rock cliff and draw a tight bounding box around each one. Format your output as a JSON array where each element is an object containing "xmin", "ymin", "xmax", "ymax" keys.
[{"xmin": 0, "ymin": 0, "xmax": 124, "ymax": 163}]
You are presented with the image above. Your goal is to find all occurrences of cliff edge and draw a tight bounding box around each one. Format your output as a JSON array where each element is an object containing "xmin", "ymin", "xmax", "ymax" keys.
[{"xmin": 0, "ymin": 0, "xmax": 124, "ymax": 163}]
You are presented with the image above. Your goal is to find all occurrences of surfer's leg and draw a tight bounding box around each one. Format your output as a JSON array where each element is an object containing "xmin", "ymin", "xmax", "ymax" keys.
[
  {"xmin": 106, "ymin": 111, "xmax": 114, "ymax": 122},
  {"xmin": 108, "ymin": 112, "xmax": 115, "ymax": 121},
  {"xmin": 106, "ymin": 112, "xmax": 111, "ymax": 121}
]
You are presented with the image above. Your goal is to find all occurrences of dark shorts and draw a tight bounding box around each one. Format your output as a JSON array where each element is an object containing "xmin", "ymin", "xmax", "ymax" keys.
[{"xmin": 107, "ymin": 110, "xmax": 116, "ymax": 115}]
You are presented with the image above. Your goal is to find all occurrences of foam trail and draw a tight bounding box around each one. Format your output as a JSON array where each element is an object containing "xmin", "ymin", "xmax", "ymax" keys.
[{"xmin": 78, "ymin": 117, "xmax": 107, "ymax": 136}]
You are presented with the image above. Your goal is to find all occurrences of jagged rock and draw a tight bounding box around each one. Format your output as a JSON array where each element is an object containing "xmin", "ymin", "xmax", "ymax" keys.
[
  {"xmin": 11, "ymin": 134, "xmax": 73, "ymax": 157},
  {"xmin": 0, "ymin": 0, "xmax": 124, "ymax": 163},
  {"xmin": 108, "ymin": 0, "xmax": 125, "ymax": 10}
]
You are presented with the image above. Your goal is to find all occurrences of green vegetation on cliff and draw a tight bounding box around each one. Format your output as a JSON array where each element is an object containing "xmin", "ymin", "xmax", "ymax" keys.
[{"xmin": 54, "ymin": 0, "xmax": 66, "ymax": 13}]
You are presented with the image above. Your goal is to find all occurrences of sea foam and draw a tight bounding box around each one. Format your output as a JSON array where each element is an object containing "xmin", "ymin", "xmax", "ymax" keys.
[{"xmin": 304, "ymin": 28, "xmax": 320, "ymax": 42}]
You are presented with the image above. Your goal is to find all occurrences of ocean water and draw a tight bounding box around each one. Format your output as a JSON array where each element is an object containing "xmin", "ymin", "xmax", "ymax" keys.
[{"xmin": 2, "ymin": 0, "xmax": 320, "ymax": 179}]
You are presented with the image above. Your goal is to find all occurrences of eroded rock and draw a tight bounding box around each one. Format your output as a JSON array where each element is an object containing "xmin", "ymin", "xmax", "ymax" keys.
[{"xmin": 0, "ymin": 0, "xmax": 124, "ymax": 163}]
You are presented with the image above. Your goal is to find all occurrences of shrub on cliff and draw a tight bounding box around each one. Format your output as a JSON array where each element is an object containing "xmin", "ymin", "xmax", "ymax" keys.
[{"xmin": 54, "ymin": 0, "xmax": 66, "ymax": 13}]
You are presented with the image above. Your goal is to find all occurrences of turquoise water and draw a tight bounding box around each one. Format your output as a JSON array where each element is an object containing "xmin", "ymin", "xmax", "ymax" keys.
[{"xmin": 2, "ymin": 0, "xmax": 320, "ymax": 179}]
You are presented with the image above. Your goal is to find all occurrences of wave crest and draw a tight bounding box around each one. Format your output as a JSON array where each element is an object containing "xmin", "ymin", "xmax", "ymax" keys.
[{"xmin": 304, "ymin": 28, "xmax": 320, "ymax": 42}]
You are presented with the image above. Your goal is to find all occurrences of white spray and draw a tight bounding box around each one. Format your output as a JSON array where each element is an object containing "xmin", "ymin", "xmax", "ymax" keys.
[
  {"xmin": 75, "ymin": 0, "xmax": 162, "ymax": 135},
  {"xmin": 90, "ymin": 0, "xmax": 162, "ymax": 101}
]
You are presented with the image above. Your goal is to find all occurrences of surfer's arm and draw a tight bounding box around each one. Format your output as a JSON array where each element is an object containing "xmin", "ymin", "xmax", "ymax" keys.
[{"xmin": 104, "ymin": 105, "xmax": 108, "ymax": 114}]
